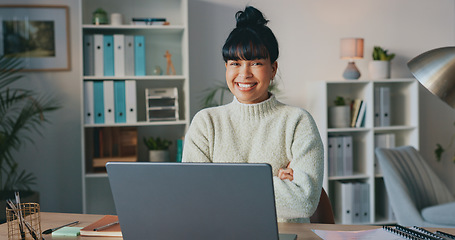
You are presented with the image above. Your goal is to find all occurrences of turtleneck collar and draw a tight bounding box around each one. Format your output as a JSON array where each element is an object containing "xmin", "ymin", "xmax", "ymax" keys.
[{"xmin": 228, "ymin": 93, "xmax": 280, "ymax": 120}]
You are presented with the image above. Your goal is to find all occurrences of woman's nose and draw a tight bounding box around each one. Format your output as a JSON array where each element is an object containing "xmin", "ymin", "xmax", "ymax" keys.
[{"xmin": 238, "ymin": 66, "xmax": 252, "ymax": 78}]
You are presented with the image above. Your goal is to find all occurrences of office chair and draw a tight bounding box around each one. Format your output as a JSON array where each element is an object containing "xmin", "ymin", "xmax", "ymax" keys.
[
  {"xmin": 310, "ymin": 188, "xmax": 335, "ymax": 224},
  {"xmin": 375, "ymin": 146, "xmax": 455, "ymax": 227}
]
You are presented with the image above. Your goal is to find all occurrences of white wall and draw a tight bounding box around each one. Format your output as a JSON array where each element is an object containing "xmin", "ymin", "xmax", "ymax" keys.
[{"xmin": 6, "ymin": 0, "xmax": 455, "ymax": 214}]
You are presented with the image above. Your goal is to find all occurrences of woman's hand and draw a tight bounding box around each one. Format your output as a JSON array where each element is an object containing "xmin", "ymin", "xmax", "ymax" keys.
[{"xmin": 278, "ymin": 163, "xmax": 294, "ymax": 181}]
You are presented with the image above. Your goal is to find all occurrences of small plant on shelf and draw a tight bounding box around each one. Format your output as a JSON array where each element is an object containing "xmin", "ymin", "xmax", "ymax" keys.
[
  {"xmin": 372, "ymin": 46, "xmax": 395, "ymax": 61},
  {"xmin": 334, "ymin": 96, "xmax": 346, "ymax": 106},
  {"xmin": 144, "ymin": 137, "xmax": 172, "ymax": 150}
]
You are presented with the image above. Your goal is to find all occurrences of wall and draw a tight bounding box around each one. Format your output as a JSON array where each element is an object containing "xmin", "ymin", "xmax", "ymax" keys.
[
  {"xmin": 5, "ymin": 0, "xmax": 83, "ymax": 213},
  {"xmin": 5, "ymin": 0, "xmax": 455, "ymax": 214},
  {"xmin": 188, "ymin": 0, "xmax": 455, "ymax": 193}
]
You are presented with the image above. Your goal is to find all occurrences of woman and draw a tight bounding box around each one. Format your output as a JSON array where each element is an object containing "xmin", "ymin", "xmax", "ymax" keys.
[{"xmin": 182, "ymin": 6, "xmax": 324, "ymax": 223}]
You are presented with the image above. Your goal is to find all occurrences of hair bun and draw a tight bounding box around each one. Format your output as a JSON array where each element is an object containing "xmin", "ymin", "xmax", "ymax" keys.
[{"xmin": 235, "ymin": 6, "xmax": 268, "ymax": 28}]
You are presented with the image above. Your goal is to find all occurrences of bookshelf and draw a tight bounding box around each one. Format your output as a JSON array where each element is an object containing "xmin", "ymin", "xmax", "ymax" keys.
[
  {"xmin": 309, "ymin": 78, "xmax": 419, "ymax": 225},
  {"xmin": 80, "ymin": 0, "xmax": 189, "ymax": 214}
]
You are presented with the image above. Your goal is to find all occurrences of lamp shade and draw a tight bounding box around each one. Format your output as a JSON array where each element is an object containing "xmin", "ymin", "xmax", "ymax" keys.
[
  {"xmin": 407, "ymin": 47, "xmax": 455, "ymax": 108},
  {"xmin": 340, "ymin": 38, "xmax": 364, "ymax": 59}
]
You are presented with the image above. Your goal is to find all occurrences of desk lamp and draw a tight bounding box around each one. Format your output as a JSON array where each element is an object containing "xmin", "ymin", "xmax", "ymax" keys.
[
  {"xmin": 407, "ymin": 47, "xmax": 455, "ymax": 108},
  {"xmin": 340, "ymin": 38, "xmax": 364, "ymax": 80}
]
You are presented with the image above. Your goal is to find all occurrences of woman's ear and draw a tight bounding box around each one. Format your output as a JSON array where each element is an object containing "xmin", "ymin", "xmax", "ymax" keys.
[{"xmin": 272, "ymin": 61, "xmax": 278, "ymax": 77}]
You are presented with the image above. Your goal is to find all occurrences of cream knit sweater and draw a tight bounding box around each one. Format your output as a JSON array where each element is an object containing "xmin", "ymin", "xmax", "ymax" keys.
[{"xmin": 182, "ymin": 95, "xmax": 324, "ymax": 223}]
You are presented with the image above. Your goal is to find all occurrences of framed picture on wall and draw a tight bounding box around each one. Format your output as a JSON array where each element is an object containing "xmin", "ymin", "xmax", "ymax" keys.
[{"xmin": 0, "ymin": 5, "xmax": 70, "ymax": 71}]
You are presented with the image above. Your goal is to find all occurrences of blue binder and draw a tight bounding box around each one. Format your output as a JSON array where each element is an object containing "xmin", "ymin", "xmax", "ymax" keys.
[
  {"xmin": 134, "ymin": 35, "xmax": 146, "ymax": 76},
  {"xmin": 93, "ymin": 81, "xmax": 105, "ymax": 124},
  {"xmin": 114, "ymin": 80, "xmax": 126, "ymax": 123},
  {"xmin": 104, "ymin": 35, "xmax": 115, "ymax": 76}
]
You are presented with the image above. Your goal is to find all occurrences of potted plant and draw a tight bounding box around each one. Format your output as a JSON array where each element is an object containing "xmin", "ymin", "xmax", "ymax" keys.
[
  {"xmin": 368, "ymin": 46, "xmax": 396, "ymax": 79},
  {"xmin": 328, "ymin": 96, "xmax": 350, "ymax": 128},
  {"xmin": 0, "ymin": 56, "xmax": 60, "ymax": 222},
  {"xmin": 143, "ymin": 137, "xmax": 172, "ymax": 162}
]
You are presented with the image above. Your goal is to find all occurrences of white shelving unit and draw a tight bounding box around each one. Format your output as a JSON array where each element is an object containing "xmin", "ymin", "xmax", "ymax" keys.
[
  {"xmin": 80, "ymin": 0, "xmax": 189, "ymax": 214},
  {"xmin": 310, "ymin": 78, "xmax": 419, "ymax": 225}
]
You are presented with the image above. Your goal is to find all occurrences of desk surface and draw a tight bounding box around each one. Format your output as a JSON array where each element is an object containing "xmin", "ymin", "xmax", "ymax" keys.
[{"xmin": 1, "ymin": 212, "xmax": 454, "ymax": 240}]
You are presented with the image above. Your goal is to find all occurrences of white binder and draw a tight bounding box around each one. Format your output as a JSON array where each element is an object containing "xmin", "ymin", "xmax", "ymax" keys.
[
  {"xmin": 334, "ymin": 181, "xmax": 353, "ymax": 224},
  {"xmin": 83, "ymin": 34, "xmax": 94, "ymax": 76},
  {"xmin": 103, "ymin": 80, "xmax": 115, "ymax": 124},
  {"xmin": 83, "ymin": 81, "xmax": 94, "ymax": 124},
  {"xmin": 374, "ymin": 87, "xmax": 380, "ymax": 126},
  {"xmin": 114, "ymin": 34, "xmax": 125, "ymax": 76},
  {"xmin": 124, "ymin": 35, "xmax": 135, "ymax": 76},
  {"xmin": 342, "ymin": 136, "xmax": 353, "ymax": 176},
  {"xmin": 379, "ymin": 87, "xmax": 390, "ymax": 126},
  {"xmin": 361, "ymin": 183, "xmax": 370, "ymax": 223},
  {"xmin": 125, "ymin": 80, "xmax": 137, "ymax": 123},
  {"xmin": 328, "ymin": 136, "xmax": 336, "ymax": 177},
  {"xmin": 93, "ymin": 34, "xmax": 104, "ymax": 76}
]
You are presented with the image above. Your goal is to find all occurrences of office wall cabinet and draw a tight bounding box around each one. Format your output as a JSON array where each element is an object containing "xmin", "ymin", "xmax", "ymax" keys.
[
  {"xmin": 309, "ymin": 79, "xmax": 419, "ymax": 225},
  {"xmin": 80, "ymin": 0, "xmax": 189, "ymax": 214}
]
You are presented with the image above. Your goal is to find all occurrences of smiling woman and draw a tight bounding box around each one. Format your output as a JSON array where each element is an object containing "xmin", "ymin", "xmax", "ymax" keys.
[{"xmin": 182, "ymin": 6, "xmax": 324, "ymax": 223}]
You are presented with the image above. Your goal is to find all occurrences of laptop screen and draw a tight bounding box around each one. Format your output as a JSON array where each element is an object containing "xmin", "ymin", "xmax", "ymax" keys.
[{"xmin": 107, "ymin": 162, "xmax": 282, "ymax": 240}]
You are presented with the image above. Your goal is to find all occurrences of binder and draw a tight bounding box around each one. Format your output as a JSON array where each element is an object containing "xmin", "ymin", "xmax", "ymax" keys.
[
  {"xmin": 124, "ymin": 35, "xmax": 135, "ymax": 76},
  {"xmin": 134, "ymin": 35, "xmax": 146, "ymax": 76},
  {"xmin": 374, "ymin": 87, "xmax": 380, "ymax": 126},
  {"xmin": 334, "ymin": 181, "xmax": 353, "ymax": 224},
  {"xmin": 114, "ymin": 81, "xmax": 126, "ymax": 123},
  {"xmin": 104, "ymin": 35, "xmax": 115, "ymax": 76},
  {"xmin": 125, "ymin": 80, "xmax": 137, "ymax": 123},
  {"xmin": 374, "ymin": 133, "xmax": 396, "ymax": 174},
  {"xmin": 328, "ymin": 136, "xmax": 336, "ymax": 177},
  {"xmin": 103, "ymin": 80, "xmax": 115, "ymax": 124},
  {"xmin": 113, "ymin": 34, "xmax": 125, "ymax": 76},
  {"xmin": 335, "ymin": 136, "xmax": 344, "ymax": 176},
  {"xmin": 342, "ymin": 136, "xmax": 353, "ymax": 176},
  {"xmin": 352, "ymin": 182, "xmax": 362, "ymax": 223},
  {"xmin": 361, "ymin": 183, "xmax": 370, "ymax": 223},
  {"xmin": 83, "ymin": 81, "xmax": 94, "ymax": 124},
  {"xmin": 93, "ymin": 81, "xmax": 105, "ymax": 124},
  {"xmin": 83, "ymin": 34, "xmax": 94, "ymax": 76},
  {"xmin": 93, "ymin": 34, "xmax": 104, "ymax": 76},
  {"xmin": 379, "ymin": 87, "xmax": 390, "ymax": 126}
]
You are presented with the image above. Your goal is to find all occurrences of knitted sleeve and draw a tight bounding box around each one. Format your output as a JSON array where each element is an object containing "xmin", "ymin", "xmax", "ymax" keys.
[
  {"xmin": 273, "ymin": 111, "xmax": 324, "ymax": 220},
  {"xmin": 182, "ymin": 110, "xmax": 212, "ymax": 163}
]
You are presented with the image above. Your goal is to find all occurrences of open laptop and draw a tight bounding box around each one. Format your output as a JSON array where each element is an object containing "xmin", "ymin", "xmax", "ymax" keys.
[{"xmin": 106, "ymin": 162, "xmax": 297, "ymax": 240}]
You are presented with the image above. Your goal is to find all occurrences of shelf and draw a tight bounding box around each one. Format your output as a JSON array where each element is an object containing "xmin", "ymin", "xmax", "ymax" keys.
[
  {"xmin": 83, "ymin": 75, "xmax": 186, "ymax": 81},
  {"xmin": 85, "ymin": 173, "xmax": 109, "ymax": 178},
  {"xmin": 84, "ymin": 120, "xmax": 187, "ymax": 128},
  {"xmin": 373, "ymin": 125, "xmax": 416, "ymax": 131},
  {"xmin": 329, "ymin": 173, "xmax": 369, "ymax": 181},
  {"xmin": 83, "ymin": 24, "xmax": 185, "ymax": 33},
  {"xmin": 328, "ymin": 127, "xmax": 370, "ymax": 133}
]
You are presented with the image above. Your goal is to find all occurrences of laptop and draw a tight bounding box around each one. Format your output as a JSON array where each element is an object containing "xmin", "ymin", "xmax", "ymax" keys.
[{"xmin": 106, "ymin": 162, "xmax": 297, "ymax": 240}]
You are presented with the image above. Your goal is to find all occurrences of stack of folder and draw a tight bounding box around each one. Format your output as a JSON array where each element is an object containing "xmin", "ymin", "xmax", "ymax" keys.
[
  {"xmin": 83, "ymin": 34, "xmax": 146, "ymax": 77},
  {"xmin": 84, "ymin": 80, "xmax": 137, "ymax": 124},
  {"xmin": 334, "ymin": 181, "xmax": 370, "ymax": 224}
]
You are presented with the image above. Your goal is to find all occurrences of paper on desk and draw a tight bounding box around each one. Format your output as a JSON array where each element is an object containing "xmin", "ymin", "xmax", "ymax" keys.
[
  {"xmin": 312, "ymin": 228, "xmax": 404, "ymax": 240},
  {"xmin": 52, "ymin": 226, "xmax": 82, "ymax": 236}
]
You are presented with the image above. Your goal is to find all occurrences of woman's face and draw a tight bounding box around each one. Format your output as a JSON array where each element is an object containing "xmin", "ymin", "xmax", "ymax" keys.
[{"xmin": 225, "ymin": 58, "xmax": 277, "ymax": 104}]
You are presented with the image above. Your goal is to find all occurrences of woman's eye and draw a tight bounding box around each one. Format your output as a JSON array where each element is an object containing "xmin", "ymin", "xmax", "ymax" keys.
[
  {"xmin": 252, "ymin": 62, "xmax": 263, "ymax": 66},
  {"xmin": 230, "ymin": 62, "xmax": 239, "ymax": 66}
]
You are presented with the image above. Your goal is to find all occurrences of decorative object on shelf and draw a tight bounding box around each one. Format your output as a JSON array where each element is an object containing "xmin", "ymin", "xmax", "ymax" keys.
[
  {"xmin": 328, "ymin": 96, "xmax": 351, "ymax": 128},
  {"xmin": 92, "ymin": 8, "xmax": 108, "ymax": 25},
  {"xmin": 153, "ymin": 65, "xmax": 162, "ymax": 75},
  {"xmin": 408, "ymin": 46, "xmax": 455, "ymax": 163},
  {"xmin": 340, "ymin": 38, "xmax": 364, "ymax": 80},
  {"xmin": 110, "ymin": 13, "xmax": 123, "ymax": 25},
  {"xmin": 164, "ymin": 50, "xmax": 176, "ymax": 75},
  {"xmin": 0, "ymin": 56, "xmax": 60, "ymax": 221},
  {"xmin": 0, "ymin": 5, "xmax": 70, "ymax": 71},
  {"xmin": 144, "ymin": 137, "xmax": 172, "ymax": 162},
  {"xmin": 369, "ymin": 46, "xmax": 395, "ymax": 79}
]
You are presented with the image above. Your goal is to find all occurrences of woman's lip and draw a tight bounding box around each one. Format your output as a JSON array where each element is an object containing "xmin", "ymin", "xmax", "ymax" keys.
[{"xmin": 236, "ymin": 82, "xmax": 257, "ymax": 89}]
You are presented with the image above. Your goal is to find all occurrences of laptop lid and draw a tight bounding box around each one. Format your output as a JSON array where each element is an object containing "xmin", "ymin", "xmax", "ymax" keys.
[{"xmin": 106, "ymin": 162, "xmax": 282, "ymax": 240}]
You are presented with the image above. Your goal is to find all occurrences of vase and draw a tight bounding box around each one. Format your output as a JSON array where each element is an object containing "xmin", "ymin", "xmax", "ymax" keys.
[
  {"xmin": 368, "ymin": 61, "xmax": 391, "ymax": 79},
  {"xmin": 149, "ymin": 150, "xmax": 170, "ymax": 162},
  {"xmin": 328, "ymin": 106, "xmax": 351, "ymax": 128}
]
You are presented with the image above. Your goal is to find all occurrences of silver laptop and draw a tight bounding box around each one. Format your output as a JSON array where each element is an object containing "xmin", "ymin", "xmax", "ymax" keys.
[{"xmin": 106, "ymin": 162, "xmax": 297, "ymax": 240}]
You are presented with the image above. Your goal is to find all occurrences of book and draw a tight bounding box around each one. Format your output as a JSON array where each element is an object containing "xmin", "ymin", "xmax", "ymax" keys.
[
  {"xmin": 80, "ymin": 215, "xmax": 122, "ymax": 237},
  {"xmin": 350, "ymin": 99, "xmax": 362, "ymax": 127}
]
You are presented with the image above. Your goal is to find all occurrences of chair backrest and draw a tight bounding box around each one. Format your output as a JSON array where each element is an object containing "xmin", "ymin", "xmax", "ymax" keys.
[{"xmin": 310, "ymin": 188, "xmax": 335, "ymax": 224}]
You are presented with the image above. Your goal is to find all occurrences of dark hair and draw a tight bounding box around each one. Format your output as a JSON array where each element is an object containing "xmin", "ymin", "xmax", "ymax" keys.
[{"xmin": 222, "ymin": 6, "xmax": 279, "ymax": 63}]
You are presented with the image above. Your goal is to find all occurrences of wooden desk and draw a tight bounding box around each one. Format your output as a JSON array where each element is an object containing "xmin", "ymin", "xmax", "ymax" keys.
[{"xmin": 1, "ymin": 212, "xmax": 454, "ymax": 239}]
